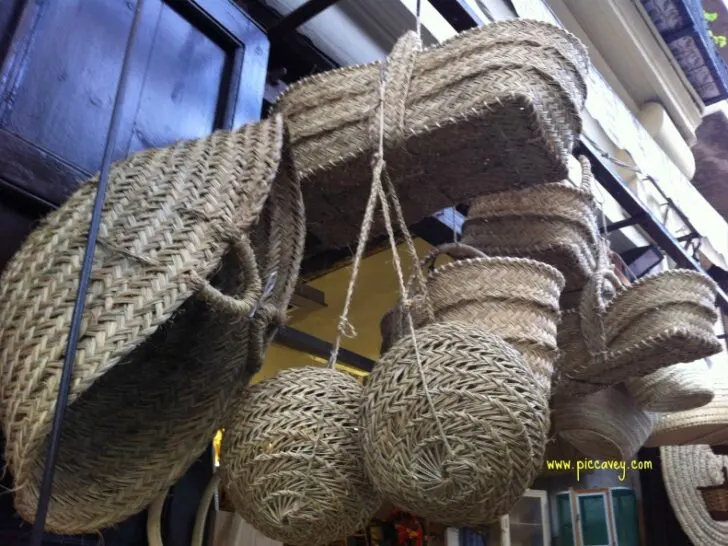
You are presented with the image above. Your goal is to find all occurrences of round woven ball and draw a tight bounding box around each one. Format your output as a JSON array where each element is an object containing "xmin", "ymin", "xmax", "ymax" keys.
[
  {"xmin": 361, "ymin": 321, "xmax": 549, "ymax": 526},
  {"xmin": 220, "ymin": 367, "xmax": 381, "ymax": 546}
]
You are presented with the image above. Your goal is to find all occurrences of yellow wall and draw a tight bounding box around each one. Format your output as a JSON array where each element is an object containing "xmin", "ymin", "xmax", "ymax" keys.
[{"xmin": 252, "ymin": 238, "xmax": 434, "ymax": 382}]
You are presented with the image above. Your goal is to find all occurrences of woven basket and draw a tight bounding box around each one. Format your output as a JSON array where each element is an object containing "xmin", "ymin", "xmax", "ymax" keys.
[
  {"xmin": 624, "ymin": 361, "xmax": 715, "ymax": 413},
  {"xmin": 0, "ymin": 116, "xmax": 306, "ymax": 533},
  {"xmin": 554, "ymin": 269, "xmax": 721, "ymax": 397},
  {"xmin": 552, "ymin": 386, "xmax": 656, "ymax": 460},
  {"xmin": 220, "ymin": 367, "xmax": 380, "ymax": 546},
  {"xmin": 380, "ymin": 243, "xmax": 564, "ymax": 394},
  {"xmin": 275, "ymin": 20, "xmax": 588, "ymax": 247},
  {"xmin": 362, "ymin": 321, "xmax": 549, "ymax": 526},
  {"xmin": 662, "ymin": 445, "xmax": 728, "ymax": 544},
  {"xmin": 462, "ymin": 156, "xmax": 599, "ymax": 293},
  {"xmin": 646, "ymin": 381, "xmax": 728, "ymax": 447}
]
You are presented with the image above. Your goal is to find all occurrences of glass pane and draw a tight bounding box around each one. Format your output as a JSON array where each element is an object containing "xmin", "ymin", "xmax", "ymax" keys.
[
  {"xmin": 509, "ymin": 496, "xmax": 544, "ymax": 546},
  {"xmin": 612, "ymin": 489, "xmax": 640, "ymax": 546},
  {"xmin": 557, "ymin": 494, "xmax": 575, "ymax": 546},
  {"xmin": 578, "ymin": 494, "xmax": 610, "ymax": 545}
]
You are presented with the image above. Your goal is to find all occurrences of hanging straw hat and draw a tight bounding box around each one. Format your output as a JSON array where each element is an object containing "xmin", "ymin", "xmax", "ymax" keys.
[
  {"xmin": 0, "ymin": 116, "xmax": 306, "ymax": 533},
  {"xmin": 552, "ymin": 386, "xmax": 656, "ymax": 460},
  {"xmin": 624, "ymin": 360, "xmax": 715, "ymax": 413},
  {"xmin": 661, "ymin": 445, "xmax": 728, "ymax": 544},
  {"xmin": 274, "ymin": 19, "xmax": 589, "ymax": 247},
  {"xmin": 646, "ymin": 380, "xmax": 728, "ymax": 447}
]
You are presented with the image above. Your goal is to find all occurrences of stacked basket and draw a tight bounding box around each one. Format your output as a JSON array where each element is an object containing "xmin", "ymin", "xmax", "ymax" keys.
[{"xmin": 274, "ymin": 19, "xmax": 590, "ymax": 247}]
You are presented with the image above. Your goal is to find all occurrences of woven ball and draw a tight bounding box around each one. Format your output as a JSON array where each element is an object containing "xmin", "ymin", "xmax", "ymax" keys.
[
  {"xmin": 361, "ymin": 321, "xmax": 549, "ymax": 526},
  {"xmin": 220, "ymin": 367, "xmax": 381, "ymax": 546}
]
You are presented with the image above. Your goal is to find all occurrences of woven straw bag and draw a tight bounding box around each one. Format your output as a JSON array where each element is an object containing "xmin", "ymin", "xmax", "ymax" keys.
[
  {"xmin": 219, "ymin": 367, "xmax": 380, "ymax": 546},
  {"xmin": 380, "ymin": 243, "xmax": 564, "ymax": 394},
  {"xmin": 274, "ymin": 19, "xmax": 589, "ymax": 247},
  {"xmin": 662, "ymin": 445, "xmax": 728, "ymax": 544},
  {"xmin": 462, "ymin": 156, "xmax": 599, "ymax": 294},
  {"xmin": 552, "ymin": 386, "xmax": 656, "ymax": 460},
  {"xmin": 624, "ymin": 360, "xmax": 715, "ymax": 412},
  {"xmin": 0, "ymin": 116, "xmax": 306, "ymax": 533},
  {"xmin": 554, "ymin": 267, "xmax": 721, "ymax": 397},
  {"xmin": 362, "ymin": 321, "xmax": 549, "ymax": 526},
  {"xmin": 646, "ymin": 381, "xmax": 728, "ymax": 447}
]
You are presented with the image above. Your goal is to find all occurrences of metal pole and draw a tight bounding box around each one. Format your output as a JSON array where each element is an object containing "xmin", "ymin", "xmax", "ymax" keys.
[{"xmin": 30, "ymin": 0, "xmax": 145, "ymax": 542}]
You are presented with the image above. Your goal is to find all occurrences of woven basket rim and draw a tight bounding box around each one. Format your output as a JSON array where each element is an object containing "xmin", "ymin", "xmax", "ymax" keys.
[
  {"xmin": 427, "ymin": 255, "xmax": 565, "ymax": 288},
  {"xmin": 274, "ymin": 19, "xmax": 588, "ymax": 105},
  {"xmin": 605, "ymin": 269, "xmax": 718, "ymax": 312}
]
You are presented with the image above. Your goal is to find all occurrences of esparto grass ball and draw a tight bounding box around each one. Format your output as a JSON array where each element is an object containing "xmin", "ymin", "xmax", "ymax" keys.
[
  {"xmin": 220, "ymin": 366, "xmax": 381, "ymax": 546},
  {"xmin": 361, "ymin": 321, "xmax": 549, "ymax": 526}
]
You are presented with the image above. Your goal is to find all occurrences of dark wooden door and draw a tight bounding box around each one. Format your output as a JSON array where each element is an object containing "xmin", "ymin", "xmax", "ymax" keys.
[
  {"xmin": 0, "ymin": 0, "xmax": 268, "ymax": 269},
  {"xmin": 0, "ymin": 0, "xmax": 268, "ymax": 544}
]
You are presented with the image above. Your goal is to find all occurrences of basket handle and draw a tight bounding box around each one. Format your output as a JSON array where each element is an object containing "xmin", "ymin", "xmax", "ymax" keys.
[
  {"xmin": 419, "ymin": 242, "xmax": 487, "ymax": 271},
  {"xmin": 189, "ymin": 234, "xmax": 264, "ymax": 318}
]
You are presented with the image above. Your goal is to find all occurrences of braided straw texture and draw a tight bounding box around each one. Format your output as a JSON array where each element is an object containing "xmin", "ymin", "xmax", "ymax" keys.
[
  {"xmin": 552, "ymin": 386, "xmax": 656, "ymax": 460},
  {"xmin": 646, "ymin": 381, "xmax": 728, "ymax": 447},
  {"xmin": 275, "ymin": 20, "xmax": 589, "ymax": 247},
  {"xmin": 554, "ymin": 269, "xmax": 722, "ymax": 397},
  {"xmin": 661, "ymin": 445, "xmax": 728, "ymax": 544},
  {"xmin": 220, "ymin": 367, "xmax": 381, "ymax": 546},
  {"xmin": 463, "ymin": 156, "xmax": 599, "ymax": 293},
  {"xmin": 362, "ymin": 321, "xmax": 549, "ymax": 526},
  {"xmin": 380, "ymin": 246, "xmax": 564, "ymax": 395},
  {"xmin": 0, "ymin": 116, "xmax": 306, "ymax": 533},
  {"xmin": 625, "ymin": 361, "xmax": 715, "ymax": 413}
]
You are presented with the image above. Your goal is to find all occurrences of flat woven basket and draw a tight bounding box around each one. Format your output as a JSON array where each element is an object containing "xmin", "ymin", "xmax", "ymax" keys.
[
  {"xmin": 274, "ymin": 19, "xmax": 588, "ymax": 247},
  {"xmin": 379, "ymin": 243, "xmax": 564, "ymax": 395},
  {"xmin": 646, "ymin": 380, "xmax": 728, "ymax": 447},
  {"xmin": 552, "ymin": 386, "xmax": 656, "ymax": 460},
  {"xmin": 362, "ymin": 321, "xmax": 549, "ymax": 526},
  {"xmin": 624, "ymin": 360, "xmax": 715, "ymax": 413},
  {"xmin": 554, "ymin": 269, "xmax": 722, "ymax": 397},
  {"xmin": 0, "ymin": 116, "xmax": 306, "ymax": 534},
  {"xmin": 220, "ymin": 367, "xmax": 381, "ymax": 546},
  {"xmin": 661, "ymin": 445, "xmax": 728, "ymax": 544},
  {"xmin": 462, "ymin": 156, "xmax": 599, "ymax": 293}
]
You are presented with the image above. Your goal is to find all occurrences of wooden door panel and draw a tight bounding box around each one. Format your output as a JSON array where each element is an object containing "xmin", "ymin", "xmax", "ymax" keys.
[
  {"xmin": 126, "ymin": 1, "xmax": 226, "ymax": 154},
  {"xmin": 1, "ymin": 0, "xmax": 137, "ymax": 174}
]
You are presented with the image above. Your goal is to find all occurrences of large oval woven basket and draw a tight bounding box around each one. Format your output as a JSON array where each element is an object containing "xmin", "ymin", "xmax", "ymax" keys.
[
  {"xmin": 363, "ymin": 321, "xmax": 549, "ymax": 526},
  {"xmin": 380, "ymin": 243, "xmax": 564, "ymax": 395},
  {"xmin": 274, "ymin": 19, "xmax": 589, "ymax": 247},
  {"xmin": 0, "ymin": 116, "xmax": 306, "ymax": 533}
]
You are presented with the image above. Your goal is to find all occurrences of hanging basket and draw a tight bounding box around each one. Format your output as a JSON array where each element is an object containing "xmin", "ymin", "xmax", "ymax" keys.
[
  {"xmin": 554, "ymin": 269, "xmax": 722, "ymax": 397},
  {"xmin": 274, "ymin": 19, "xmax": 589, "ymax": 247},
  {"xmin": 220, "ymin": 367, "xmax": 381, "ymax": 546},
  {"xmin": 646, "ymin": 381, "xmax": 728, "ymax": 447},
  {"xmin": 0, "ymin": 116, "xmax": 306, "ymax": 534},
  {"xmin": 552, "ymin": 386, "xmax": 656, "ymax": 460},
  {"xmin": 462, "ymin": 156, "xmax": 599, "ymax": 293},
  {"xmin": 380, "ymin": 243, "xmax": 564, "ymax": 394},
  {"xmin": 362, "ymin": 321, "xmax": 549, "ymax": 526},
  {"xmin": 624, "ymin": 361, "xmax": 715, "ymax": 413}
]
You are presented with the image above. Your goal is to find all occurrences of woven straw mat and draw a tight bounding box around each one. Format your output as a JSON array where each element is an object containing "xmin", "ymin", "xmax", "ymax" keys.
[
  {"xmin": 274, "ymin": 19, "xmax": 589, "ymax": 247},
  {"xmin": 0, "ymin": 115, "xmax": 306, "ymax": 533},
  {"xmin": 661, "ymin": 445, "xmax": 728, "ymax": 545}
]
